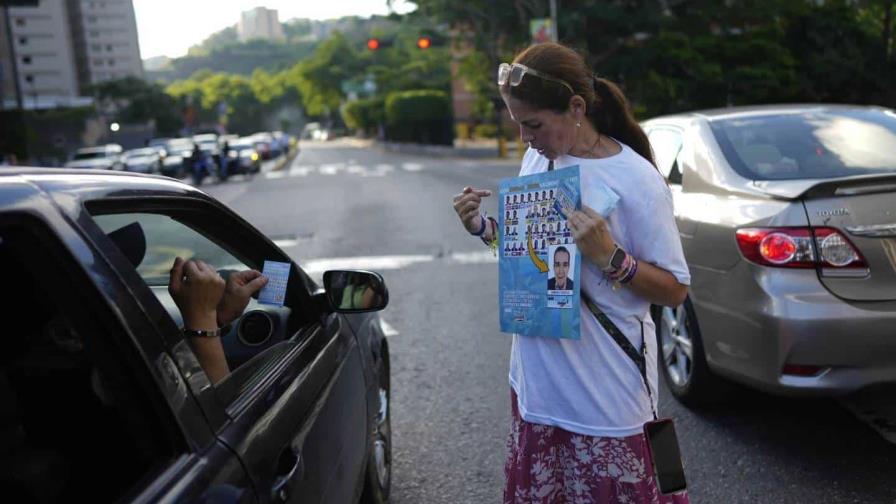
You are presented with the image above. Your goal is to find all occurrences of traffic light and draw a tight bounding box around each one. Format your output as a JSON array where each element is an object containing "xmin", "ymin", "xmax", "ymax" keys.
[
  {"xmin": 416, "ymin": 36, "xmax": 431, "ymax": 50},
  {"xmin": 367, "ymin": 38, "xmax": 380, "ymax": 51}
]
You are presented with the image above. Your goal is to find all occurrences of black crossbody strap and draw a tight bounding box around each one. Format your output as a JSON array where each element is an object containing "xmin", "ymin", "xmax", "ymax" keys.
[{"xmin": 582, "ymin": 290, "xmax": 658, "ymax": 420}]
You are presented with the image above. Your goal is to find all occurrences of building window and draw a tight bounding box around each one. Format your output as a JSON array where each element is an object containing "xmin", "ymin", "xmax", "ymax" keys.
[
  {"xmin": 22, "ymin": 56, "xmax": 32, "ymax": 65},
  {"xmin": 25, "ymin": 75, "xmax": 34, "ymax": 83},
  {"xmin": 18, "ymin": 37, "xmax": 27, "ymax": 45},
  {"xmin": 92, "ymin": 44, "xmax": 102, "ymax": 51},
  {"xmin": 88, "ymin": 16, "xmax": 97, "ymax": 23},
  {"xmin": 106, "ymin": 45, "xmax": 113, "ymax": 52},
  {"xmin": 94, "ymin": 59, "xmax": 104, "ymax": 66},
  {"xmin": 108, "ymin": 59, "xmax": 115, "ymax": 66},
  {"xmin": 15, "ymin": 18, "xmax": 25, "ymax": 27},
  {"xmin": 90, "ymin": 31, "xmax": 99, "ymax": 37}
]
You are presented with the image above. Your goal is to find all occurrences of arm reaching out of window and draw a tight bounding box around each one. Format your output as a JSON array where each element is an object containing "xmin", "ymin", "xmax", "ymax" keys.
[{"xmin": 168, "ymin": 257, "xmax": 229, "ymax": 384}]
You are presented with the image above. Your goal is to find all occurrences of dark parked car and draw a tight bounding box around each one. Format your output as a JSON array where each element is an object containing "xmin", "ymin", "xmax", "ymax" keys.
[
  {"xmin": 642, "ymin": 104, "xmax": 896, "ymax": 404},
  {"xmin": 1, "ymin": 169, "xmax": 393, "ymax": 503}
]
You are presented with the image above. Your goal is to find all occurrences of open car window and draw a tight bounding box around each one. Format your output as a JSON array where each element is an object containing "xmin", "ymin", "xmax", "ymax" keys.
[{"xmin": 93, "ymin": 213, "xmax": 248, "ymax": 285}]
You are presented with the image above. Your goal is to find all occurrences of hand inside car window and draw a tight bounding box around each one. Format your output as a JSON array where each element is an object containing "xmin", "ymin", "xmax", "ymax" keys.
[{"xmin": 168, "ymin": 256, "xmax": 268, "ymax": 384}]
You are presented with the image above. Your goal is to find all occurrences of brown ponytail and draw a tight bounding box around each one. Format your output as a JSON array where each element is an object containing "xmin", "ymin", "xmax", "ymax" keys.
[
  {"xmin": 590, "ymin": 76, "xmax": 655, "ymax": 167},
  {"xmin": 501, "ymin": 43, "xmax": 656, "ymax": 167}
]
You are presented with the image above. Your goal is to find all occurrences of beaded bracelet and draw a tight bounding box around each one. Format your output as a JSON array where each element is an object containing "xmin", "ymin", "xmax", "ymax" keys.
[
  {"xmin": 470, "ymin": 214, "xmax": 488, "ymax": 236},
  {"xmin": 481, "ymin": 216, "xmax": 498, "ymax": 255},
  {"xmin": 608, "ymin": 252, "xmax": 633, "ymax": 281},
  {"xmin": 619, "ymin": 257, "xmax": 638, "ymax": 284}
]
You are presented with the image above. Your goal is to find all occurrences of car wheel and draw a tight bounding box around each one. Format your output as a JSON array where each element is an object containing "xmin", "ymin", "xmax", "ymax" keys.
[
  {"xmin": 652, "ymin": 297, "xmax": 730, "ymax": 406},
  {"xmin": 362, "ymin": 346, "xmax": 391, "ymax": 504}
]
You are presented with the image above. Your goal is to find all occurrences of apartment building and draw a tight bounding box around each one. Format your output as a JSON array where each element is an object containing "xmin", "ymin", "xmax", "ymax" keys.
[
  {"xmin": 0, "ymin": 0, "xmax": 142, "ymax": 109},
  {"xmin": 238, "ymin": 7, "xmax": 284, "ymax": 42},
  {"xmin": 66, "ymin": 0, "xmax": 143, "ymax": 89},
  {"xmin": 0, "ymin": 1, "xmax": 80, "ymax": 107}
]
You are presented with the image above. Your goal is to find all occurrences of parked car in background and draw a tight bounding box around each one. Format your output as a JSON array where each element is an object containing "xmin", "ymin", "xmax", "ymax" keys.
[
  {"xmin": 197, "ymin": 141, "xmax": 222, "ymax": 175},
  {"xmin": 251, "ymin": 132, "xmax": 275, "ymax": 159},
  {"xmin": 192, "ymin": 133, "xmax": 218, "ymax": 145},
  {"xmin": 271, "ymin": 131, "xmax": 290, "ymax": 156},
  {"xmin": 147, "ymin": 137, "xmax": 171, "ymax": 155},
  {"xmin": 158, "ymin": 138, "xmax": 194, "ymax": 178},
  {"xmin": 63, "ymin": 144, "xmax": 123, "ymax": 170},
  {"xmin": 642, "ymin": 104, "xmax": 896, "ymax": 405},
  {"xmin": 0, "ymin": 168, "xmax": 393, "ymax": 504},
  {"xmin": 224, "ymin": 137, "xmax": 262, "ymax": 177},
  {"xmin": 121, "ymin": 147, "xmax": 162, "ymax": 174}
]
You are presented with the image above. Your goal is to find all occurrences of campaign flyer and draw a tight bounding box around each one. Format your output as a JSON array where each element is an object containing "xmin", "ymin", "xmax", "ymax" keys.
[{"xmin": 498, "ymin": 166, "xmax": 582, "ymax": 339}]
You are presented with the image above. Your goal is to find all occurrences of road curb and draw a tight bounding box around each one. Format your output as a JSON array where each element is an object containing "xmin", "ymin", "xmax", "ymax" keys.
[{"xmin": 271, "ymin": 147, "xmax": 299, "ymax": 171}]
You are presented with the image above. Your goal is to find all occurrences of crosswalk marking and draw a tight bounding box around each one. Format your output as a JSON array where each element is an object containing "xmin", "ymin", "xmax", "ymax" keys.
[{"xmin": 265, "ymin": 161, "xmax": 428, "ymax": 179}]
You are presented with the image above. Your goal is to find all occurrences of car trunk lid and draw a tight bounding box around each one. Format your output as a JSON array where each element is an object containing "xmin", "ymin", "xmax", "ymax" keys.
[{"xmin": 799, "ymin": 175, "xmax": 896, "ymax": 301}]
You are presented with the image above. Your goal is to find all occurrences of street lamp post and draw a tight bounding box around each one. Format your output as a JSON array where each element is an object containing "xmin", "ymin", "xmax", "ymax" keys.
[
  {"xmin": 2, "ymin": 5, "xmax": 24, "ymax": 110},
  {"xmin": 550, "ymin": 0, "xmax": 558, "ymax": 42}
]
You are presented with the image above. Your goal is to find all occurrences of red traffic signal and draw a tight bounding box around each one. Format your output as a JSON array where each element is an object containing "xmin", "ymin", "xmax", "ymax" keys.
[
  {"xmin": 416, "ymin": 37, "xmax": 431, "ymax": 49},
  {"xmin": 367, "ymin": 38, "xmax": 380, "ymax": 50}
]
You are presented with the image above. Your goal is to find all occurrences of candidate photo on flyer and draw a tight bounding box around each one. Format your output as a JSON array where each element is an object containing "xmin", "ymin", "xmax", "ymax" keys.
[{"xmin": 547, "ymin": 244, "xmax": 576, "ymax": 294}]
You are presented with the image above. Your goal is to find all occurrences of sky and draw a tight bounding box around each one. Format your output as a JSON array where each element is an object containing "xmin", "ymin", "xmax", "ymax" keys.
[{"xmin": 132, "ymin": 0, "xmax": 417, "ymax": 60}]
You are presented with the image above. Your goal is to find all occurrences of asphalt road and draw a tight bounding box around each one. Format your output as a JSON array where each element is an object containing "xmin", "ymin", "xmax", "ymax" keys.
[{"xmin": 202, "ymin": 140, "xmax": 896, "ymax": 504}]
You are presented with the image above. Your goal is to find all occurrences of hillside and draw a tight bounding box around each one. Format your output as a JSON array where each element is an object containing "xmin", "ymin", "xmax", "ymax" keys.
[{"xmin": 144, "ymin": 16, "xmax": 402, "ymax": 83}]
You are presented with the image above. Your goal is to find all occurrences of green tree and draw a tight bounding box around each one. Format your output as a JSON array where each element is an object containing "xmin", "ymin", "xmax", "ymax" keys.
[
  {"xmin": 294, "ymin": 32, "xmax": 361, "ymax": 118},
  {"xmin": 91, "ymin": 76, "xmax": 182, "ymax": 135}
]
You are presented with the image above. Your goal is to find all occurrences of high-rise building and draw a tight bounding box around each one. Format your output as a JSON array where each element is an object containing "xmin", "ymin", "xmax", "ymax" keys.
[
  {"xmin": 0, "ymin": 1, "xmax": 80, "ymax": 108},
  {"xmin": 238, "ymin": 7, "xmax": 284, "ymax": 43},
  {"xmin": 0, "ymin": 0, "xmax": 142, "ymax": 109},
  {"xmin": 67, "ymin": 0, "xmax": 144, "ymax": 90}
]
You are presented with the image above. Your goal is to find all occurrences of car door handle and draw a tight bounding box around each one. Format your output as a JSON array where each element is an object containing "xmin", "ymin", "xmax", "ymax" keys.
[{"xmin": 271, "ymin": 449, "xmax": 303, "ymax": 503}]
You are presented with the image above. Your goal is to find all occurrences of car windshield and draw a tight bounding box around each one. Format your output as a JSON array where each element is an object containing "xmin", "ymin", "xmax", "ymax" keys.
[
  {"xmin": 710, "ymin": 109, "xmax": 896, "ymax": 180},
  {"xmin": 73, "ymin": 150, "xmax": 108, "ymax": 160}
]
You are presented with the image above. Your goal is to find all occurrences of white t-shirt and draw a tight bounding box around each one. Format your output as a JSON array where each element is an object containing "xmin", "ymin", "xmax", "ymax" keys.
[{"xmin": 508, "ymin": 141, "xmax": 691, "ymax": 438}]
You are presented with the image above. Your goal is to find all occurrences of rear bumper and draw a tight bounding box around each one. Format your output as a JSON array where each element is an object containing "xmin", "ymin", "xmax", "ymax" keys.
[{"xmin": 692, "ymin": 261, "xmax": 896, "ymax": 396}]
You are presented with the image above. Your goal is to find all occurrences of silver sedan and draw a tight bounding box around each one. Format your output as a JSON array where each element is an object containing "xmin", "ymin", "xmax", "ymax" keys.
[{"xmin": 643, "ymin": 104, "xmax": 896, "ymax": 404}]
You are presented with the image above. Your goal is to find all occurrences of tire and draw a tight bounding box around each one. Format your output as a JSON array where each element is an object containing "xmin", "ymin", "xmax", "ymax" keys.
[
  {"xmin": 361, "ymin": 346, "xmax": 391, "ymax": 504},
  {"xmin": 651, "ymin": 297, "xmax": 731, "ymax": 406}
]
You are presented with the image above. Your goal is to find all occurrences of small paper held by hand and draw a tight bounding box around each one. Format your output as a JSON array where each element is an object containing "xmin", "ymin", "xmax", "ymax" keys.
[{"xmin": 258, "ymin": 260, "xmax": 290, "ymax": 306}]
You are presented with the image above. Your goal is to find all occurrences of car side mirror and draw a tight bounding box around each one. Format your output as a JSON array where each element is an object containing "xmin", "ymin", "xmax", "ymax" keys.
[{"xmin": 322, "ymin": 270, "xmax": 389, "ymax": 313}]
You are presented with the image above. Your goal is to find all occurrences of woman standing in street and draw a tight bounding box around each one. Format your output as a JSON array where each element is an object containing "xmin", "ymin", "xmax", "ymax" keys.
[{"xmin": 452, "ymin": 42, "xmax": 691, "ymax": 503}]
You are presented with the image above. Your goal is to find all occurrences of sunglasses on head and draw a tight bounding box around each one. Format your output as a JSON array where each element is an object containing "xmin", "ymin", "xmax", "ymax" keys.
[{"xmin": 497, "ymin": 62, "xmax": 575, "ymax": 95}]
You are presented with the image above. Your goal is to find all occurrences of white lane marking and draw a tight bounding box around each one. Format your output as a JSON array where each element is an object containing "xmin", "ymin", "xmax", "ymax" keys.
[
  {"xmin": 272, "ymin": 238, "xmax": 301, "ymax": 248},
  {"xmin": 302, "ymin": 254, "xmax": 434, "ymax": 275},
  {"xmin": 299, "ymin": 251, "xmax": 495, "ymax": 275},
  {"xmin": 319, "ymin": 163, "xmax": 345, "ymax": 175},
  {"xmin": 450, "ymin": 250, "xmax": 498, "ymax": 263},
  {"xmin": 401, "ymin": 162, "xmax": 424, "ymax": 172},
  {"xmin": 289, "ymin": 165, "xmax": 314, "ymax": 177},
  {"xmin": 346, "ymin": 164, "xmax": 366, "ymax": 174},
  {"xmin": 380, "ymin": 319, "xmax": 399, "ymax": 337}
]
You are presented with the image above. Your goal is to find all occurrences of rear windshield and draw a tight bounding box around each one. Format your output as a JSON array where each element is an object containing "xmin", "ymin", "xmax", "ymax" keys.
[{"xmin": 710, "ymin": 109, "xmax": 896, "ymax": 180}]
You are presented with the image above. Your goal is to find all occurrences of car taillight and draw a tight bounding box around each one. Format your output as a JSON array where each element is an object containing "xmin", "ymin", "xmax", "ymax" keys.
[
  {"xmin": 813, "ymin": 228, "xmax": 865, "ymax": 267},
  {"xmin": 735, "ymin": 227, "xmax": 867, "ymax": 269}
]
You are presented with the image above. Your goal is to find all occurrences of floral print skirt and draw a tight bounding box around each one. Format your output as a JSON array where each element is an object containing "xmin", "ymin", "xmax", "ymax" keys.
[{"xmin": 504, "ymin": 391, "xmax": 690, "ymax": 504}]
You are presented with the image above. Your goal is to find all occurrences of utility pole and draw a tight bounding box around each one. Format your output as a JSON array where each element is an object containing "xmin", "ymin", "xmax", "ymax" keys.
[
  {"xmin": 549, "ymin": 0, "xmax": 558, "ymax": 42},
  {"xmin": 2, "ymin": 5, "xmax": 24, "ymax": 110}
]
